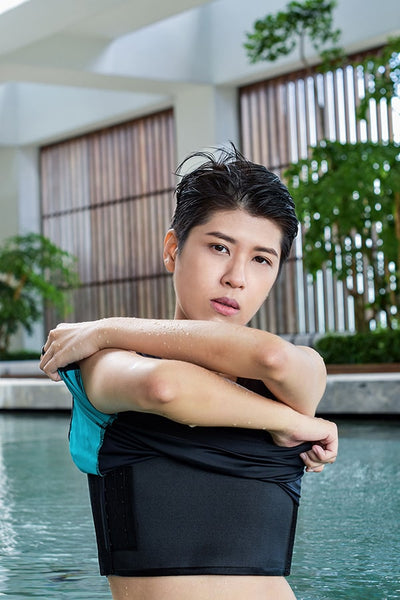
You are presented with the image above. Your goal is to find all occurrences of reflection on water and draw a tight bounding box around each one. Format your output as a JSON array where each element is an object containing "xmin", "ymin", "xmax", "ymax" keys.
[
  {"xmin": 0, "ymin": 414, "xmax": 399, "ymax": 599},
  {"xmin": 0, "ymin": 443, "xmax": 17, "ymax": 557},
  {"xmin": 0, "ymin": 413, "xmax": 110, "ymax": 599},
  {"xmin": 0, "ymin": 417, "xmax": 18, "ymax": 594},
  {"xmin": 291, "ymin": 420, "xmax": 400, "ymax": 600}
]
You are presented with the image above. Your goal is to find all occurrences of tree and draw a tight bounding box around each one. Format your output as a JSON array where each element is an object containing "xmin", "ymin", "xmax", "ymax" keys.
[
  {"xmin": 244, "ymin": 0, "xmax": 400, "ymax": 332},
  {"xmin": 285, "ymin": 141, "xmax": 400, "ymax": 331},
  {"xmin": 244, "ymin": 0, "xmax": 344, "ymax": 146},
  {"xmin": 356, "ymin": 36, "xmax": 400, "ymax": 121},
  {"xmin": 284, "ymin": 35, "xmax": 400, "ymax": 332},
  {"xmin": 244, "ymin": 0, "xmax": 344, "ymax": 70},
  {"xmin": 0, "ymin": 233, "xmax": 79, "ymax": 356}
]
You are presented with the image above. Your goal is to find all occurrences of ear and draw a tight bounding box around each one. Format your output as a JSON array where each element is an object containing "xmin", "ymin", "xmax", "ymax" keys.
[{"xmin": 163, "ymin": 229, "xmax": 179, "ymax": 273}]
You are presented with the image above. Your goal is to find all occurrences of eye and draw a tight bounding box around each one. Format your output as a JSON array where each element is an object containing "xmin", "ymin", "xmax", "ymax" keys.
[
  {"xmin": 253, "ymin": 255, "xmax": 272, "ymax": 266},
  {"xmin": 210, "ymin": 243, "xmax": 229, "ymax": 254}
]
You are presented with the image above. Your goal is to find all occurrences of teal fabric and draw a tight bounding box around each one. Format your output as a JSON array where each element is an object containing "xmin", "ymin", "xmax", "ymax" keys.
[{"xmin": 59, "ymin": 367, "xmax": 117, "ymax": 475}]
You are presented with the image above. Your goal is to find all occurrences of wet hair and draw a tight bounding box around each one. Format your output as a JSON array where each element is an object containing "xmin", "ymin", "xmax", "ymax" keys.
[{"xmin": 171, "ymin": 145, "xmax": 298, "ymax": 267}]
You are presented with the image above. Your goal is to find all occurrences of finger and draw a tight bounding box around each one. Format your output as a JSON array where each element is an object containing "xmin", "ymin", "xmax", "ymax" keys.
[
  {"xmin": 306, "ymin": 464, "xmax": 324, "ymax": 473},
  {"xmin": 39, "ymin": 353, "xmax": 49, "ymax": 371},
  {"xmin": 42, "ymin": 361, "xmax": 62, "ymax": 381},
  {"xmin": 303, "ymin": 442, "xmax": 337, "ymax": 465},
  {"xmin": 311, "ymin": 443, "xmax": 337, "ymax": 463},
  {"xmin": 41, "ymin": 339, "xmax": 50, "ymax": 356},
  {"xmin": 41, "ymin": 367, "xmax": 61, "ymax": 382},
  {"xmin": 300, "ymin": 452, "xmax": 325, "ymax": 472},
  {"xmin": 39, "ymin": 347, "xmax": 53, "ymax": 369},
  {"xmin": 300, "ymin": 448, "xmax": 331, "ymax": 471},
  {"xmin": 323, "ymin": 425, "xmax": 339, "ymax": 456}
]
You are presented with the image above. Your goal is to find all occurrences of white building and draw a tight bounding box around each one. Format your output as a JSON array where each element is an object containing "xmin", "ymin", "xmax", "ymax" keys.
[{"xmin": 0, "ymin": 0, "xmax": 399, "ymax": 349}]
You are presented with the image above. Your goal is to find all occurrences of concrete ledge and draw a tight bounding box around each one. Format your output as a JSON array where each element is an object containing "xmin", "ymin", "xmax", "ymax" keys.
[
  {"xmin": 0, "ymin": 373, "xmax": 399, "ymax": 414},
  {"xmin": 0, "ymin": 379, "xmax": 71, "ymax": 410},
  {"xmin": 317, "ymin": 373, "xmax": 400, "ymax": 414},
  {"xmin": 0, "ymin": 360, "xmax": 42, "ymax": 378}
]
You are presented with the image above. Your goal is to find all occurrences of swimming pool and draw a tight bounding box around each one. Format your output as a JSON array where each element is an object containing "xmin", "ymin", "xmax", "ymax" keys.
[{"xmin": 0, "ymin": 414, "xmax": 399, "ymax": 599}]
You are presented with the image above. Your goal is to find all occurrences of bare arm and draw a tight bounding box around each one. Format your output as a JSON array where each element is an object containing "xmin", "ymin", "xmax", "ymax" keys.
[
  {"xmin": 41, "ymin": 318, "xmax": 326, "ymax": 416},
  {"xmin": 78, "ymin": 349, "xmax": 337, "ymax": 472}
]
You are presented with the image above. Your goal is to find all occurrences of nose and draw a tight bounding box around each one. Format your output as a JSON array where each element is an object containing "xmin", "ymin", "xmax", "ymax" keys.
[{"xmin": 221, "ymin": 260, "xmax": 246, "ymax": 289}]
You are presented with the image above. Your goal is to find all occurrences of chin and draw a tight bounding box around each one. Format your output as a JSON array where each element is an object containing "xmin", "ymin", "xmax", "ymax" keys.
[{"xmin": 212, "ymin": 314, "xmax": 245, "ymax": 325}]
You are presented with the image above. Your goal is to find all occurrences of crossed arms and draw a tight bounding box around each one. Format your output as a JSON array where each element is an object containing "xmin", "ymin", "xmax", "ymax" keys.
[{"xmin": 40, "ymin": 318, "xmax": 338, "ymax": 472}]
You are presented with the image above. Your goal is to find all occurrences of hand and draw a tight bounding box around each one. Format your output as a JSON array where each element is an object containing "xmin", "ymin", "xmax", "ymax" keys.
[
  {"xmin": 39, "ymin": 321, "xmax": 102, "ymax": 381},
  {"xmin": 300, "ymin": 439, "xmax": 338, "ymax": 472},
  {"xmin": 271, "ymin": 414, "xmax": 338, "ymax": 473}
]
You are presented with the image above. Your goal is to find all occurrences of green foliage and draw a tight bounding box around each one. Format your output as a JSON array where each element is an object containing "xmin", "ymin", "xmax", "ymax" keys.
[
  {"xmin": 357, "ymin": 36, "xmax": 400, "ymax": 120},
  {"xmin": 0, "ymin": 349, "xmax": 41, "ymax": 361},
  {"xmin": 244, "ymin": 3, "xmax": 399, "ymax": 334},
  {"xmin": 285, "ymin": 140, "xmax": 400, "ymax": 330},
  {"xmin": 244, "ymin": 0, "xmax": 344, "ymax": 69},
  {"xmin": 0, "ymin": 233, "xmax": 79, "ymax": 356},
  {"xmin": 285, "ymin": 140, "xmax": 400, "ymax": 271},
  {"xmin": 315, "ymin": 329, "xmax": 400, "ymax": 364}
]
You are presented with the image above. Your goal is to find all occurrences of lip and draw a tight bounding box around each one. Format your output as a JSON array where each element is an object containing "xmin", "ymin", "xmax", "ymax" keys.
[{"xmin": 210, "ymin": 297, "xmax": 240, "ymax": 316}]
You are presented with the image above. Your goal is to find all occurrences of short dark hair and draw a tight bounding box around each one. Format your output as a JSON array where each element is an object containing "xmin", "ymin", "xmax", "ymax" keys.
[{"xmin": 171, "ymin": 145, "xmax": 298, "ymax": 267}]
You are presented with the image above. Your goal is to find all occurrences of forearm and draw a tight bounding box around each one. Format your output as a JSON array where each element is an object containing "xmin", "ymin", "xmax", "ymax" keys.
[
  {"xmin": 154, "ymin": 361, "xmax": 337, "ymax": 463},
  {"xmin": 96, "ymin": 317, "xmax": 265, "ymax": 376},
  {"xmin": 82, "ymin": 349, "xmax": 290, "ymax": 430},
  {"xmin": 96, "ymin": 317, "xmax": 326, "ymax": 415},
  {"xmin": 81, "ymin": 351, "xmax": 337, "ymax": 458},
  {"xmin": 42, "ymin": 317, "xmax": 271, "ymax": 383},
  {"xmin": 41, "ymin": 317, "xmax": 326, "ymax": 415},
  {"xmin": 154, "ymin": 360, "xmax": 295, "ymax": 432}
]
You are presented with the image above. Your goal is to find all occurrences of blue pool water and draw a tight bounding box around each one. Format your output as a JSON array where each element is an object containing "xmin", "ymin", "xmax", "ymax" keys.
[{"xmin": 0, "ymin": 414, "xmax": 399, "ymax": 599}]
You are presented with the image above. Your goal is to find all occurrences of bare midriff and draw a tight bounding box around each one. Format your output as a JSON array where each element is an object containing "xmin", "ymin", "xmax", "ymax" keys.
[{"xmin": 108, "ymin": 574, "xmax": 297, "ymax": 600}]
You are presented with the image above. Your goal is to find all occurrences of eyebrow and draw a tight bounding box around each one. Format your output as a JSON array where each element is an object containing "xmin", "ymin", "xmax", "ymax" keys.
[{"xmin": 205, "ymin": 231, "xmax": 279, "ymax": 258}]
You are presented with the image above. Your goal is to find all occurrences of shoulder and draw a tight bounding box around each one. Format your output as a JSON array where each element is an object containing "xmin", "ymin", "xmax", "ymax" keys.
[
  {"xmin": 59, "ymin": 364, "xmax": 117, "ymax": 474},
  {"xmin": 59, "ymin": 364, "xmax": 115, "ymax": 423}
]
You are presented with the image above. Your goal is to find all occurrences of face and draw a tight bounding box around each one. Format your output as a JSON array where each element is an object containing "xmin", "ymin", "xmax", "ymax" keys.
[{"xmin": 163, "ymin": 209, "xmax": 282, "ymax": 325}]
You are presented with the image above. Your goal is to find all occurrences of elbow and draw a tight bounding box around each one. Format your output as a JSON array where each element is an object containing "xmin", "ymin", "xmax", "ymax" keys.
[
  {"xmin": 143, "ymin": 362, "xmax": 178, "ymax": 410},
  {"xmin": 259, "ymin": 343, "xmax": 289, "ymax": 382}
]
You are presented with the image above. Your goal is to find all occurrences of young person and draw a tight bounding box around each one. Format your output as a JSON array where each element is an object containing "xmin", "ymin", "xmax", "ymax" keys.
[{"xmin": 40, "ymin": 147, "xmax": 338, "ymax": 600}]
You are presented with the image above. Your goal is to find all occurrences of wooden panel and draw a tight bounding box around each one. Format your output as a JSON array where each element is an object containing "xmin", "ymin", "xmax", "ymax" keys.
[
  {"xmin": 239, "ymin": 47, "xmax": 396, "ymax": 334},
  {"xmin": 41, "ymin": 109, "xmax": 176, "ymax": 331}
]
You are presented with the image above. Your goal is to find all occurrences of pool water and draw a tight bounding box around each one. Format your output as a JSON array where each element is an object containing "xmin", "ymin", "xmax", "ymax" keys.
[
  {"xmin": 0, "ymin": 414, "xmax": 399, "ymax": 600},
  {"xmin": 291, "ymin": 420, "xmax": 400, "ymax": 600}
]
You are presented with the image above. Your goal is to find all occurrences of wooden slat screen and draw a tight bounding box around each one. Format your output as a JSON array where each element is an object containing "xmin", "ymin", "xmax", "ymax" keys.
[
  {"xmin": 240, "ymin": 48, "xmax": 397, "ymax": 335},
  {"xmin": 41, "ymin": 109, "xmax": 176, "ymax": 331}
]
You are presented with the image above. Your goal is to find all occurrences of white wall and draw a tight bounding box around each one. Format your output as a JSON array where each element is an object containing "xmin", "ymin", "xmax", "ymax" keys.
[
  {"xmin": 174, "ymin": 84, "xmax": 239, "ymax": 164},
  {"xmin": 210, "ymin": 0, "xmax": 400, "ymax": 84},
  {"xmin": 0, "ymin": 0, "xmax": 399, "ymax": 349},
  {"xmin": 0, "ymin": 147, "xmax": 42, "ymax": 351},
  {"xmin": 0, "ymin": 148, "xmax": 19, "ymax": 244},
  {"xmin": 0, "ymin": 148, "xmax": 24, "ymax": 350}
]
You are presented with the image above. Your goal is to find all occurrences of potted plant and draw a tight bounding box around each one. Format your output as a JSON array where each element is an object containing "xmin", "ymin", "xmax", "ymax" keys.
[{"xmin": 0, "ymin": 232, "xmax": 79, "ymax": 361}]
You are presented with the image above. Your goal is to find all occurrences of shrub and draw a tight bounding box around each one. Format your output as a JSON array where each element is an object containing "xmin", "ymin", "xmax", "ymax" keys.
[{"xmin": 315, "ymin": 329, "xmax": 400, "ymax": 364}]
